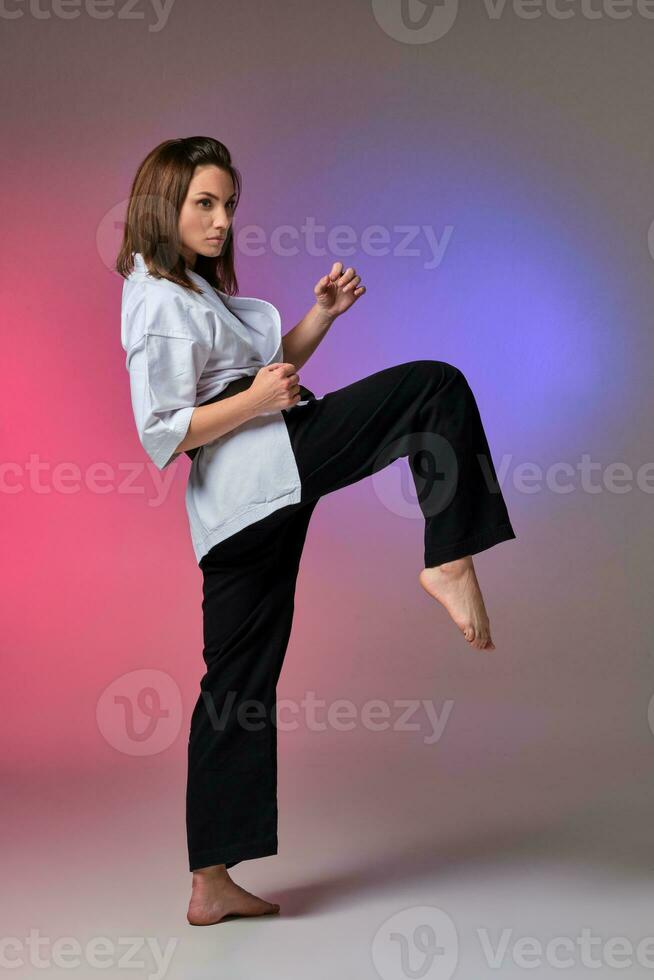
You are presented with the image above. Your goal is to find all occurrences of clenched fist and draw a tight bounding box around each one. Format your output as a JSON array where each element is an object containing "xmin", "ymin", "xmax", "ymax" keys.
[{"xmin": 248, "ymin": 362, "xmax": 302, "ymax": 415}]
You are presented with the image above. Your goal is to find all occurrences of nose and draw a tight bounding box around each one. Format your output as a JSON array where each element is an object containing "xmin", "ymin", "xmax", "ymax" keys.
[{"xmin": 215, "ymin": 206, "xmax": 231, "ymax": 226}]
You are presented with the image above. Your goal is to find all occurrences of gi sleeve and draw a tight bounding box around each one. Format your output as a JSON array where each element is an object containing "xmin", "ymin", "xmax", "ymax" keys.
[{"xmin": 123, "ymin": 284, "xmax": 214, "ymax": 470}]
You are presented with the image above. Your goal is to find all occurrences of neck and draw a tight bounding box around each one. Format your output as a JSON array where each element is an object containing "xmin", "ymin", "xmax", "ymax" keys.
[{"xmin": 181, "ymin": 247, "xmax": 196, "ymax": 270}]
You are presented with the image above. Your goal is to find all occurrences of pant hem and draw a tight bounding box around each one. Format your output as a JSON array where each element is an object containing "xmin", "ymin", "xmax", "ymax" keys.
[
  {"xmin": 188, "ymin": 834, "xmax": 278, "ymax": 872},
  {"xmin": 424, "ymin": 522, "xmax": 516, "ymax": 567}
]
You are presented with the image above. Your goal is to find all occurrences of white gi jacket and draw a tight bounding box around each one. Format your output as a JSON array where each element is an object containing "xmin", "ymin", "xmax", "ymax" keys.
[{"xmin": 120, "ymin": 252, "xmax": 309, "ymax": 563}]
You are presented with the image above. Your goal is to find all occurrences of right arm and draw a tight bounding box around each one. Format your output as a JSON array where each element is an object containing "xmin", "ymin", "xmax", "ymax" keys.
[
  {"xmin": 174, "ymin": 362, "xmax": 302, "ymax": 455},
  {"xmin": 123, "ymin": 285, "xmax": 301, "ymax": 469}
]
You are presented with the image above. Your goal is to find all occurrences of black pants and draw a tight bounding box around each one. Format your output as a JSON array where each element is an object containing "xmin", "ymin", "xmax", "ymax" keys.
[{"xmin": 186, "ymin": 360, "xmax": 516, "ymax": 871}]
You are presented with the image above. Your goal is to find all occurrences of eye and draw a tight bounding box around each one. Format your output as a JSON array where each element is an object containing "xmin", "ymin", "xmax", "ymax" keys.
[{"xmin": 198, "ymin": 198, "xmax": 236, "ymax": 210}]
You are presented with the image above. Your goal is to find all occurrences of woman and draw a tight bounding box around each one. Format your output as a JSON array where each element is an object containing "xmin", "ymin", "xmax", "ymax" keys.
[{"xmin": 117, "ymin": 136, "xmax": 516, "ymax": 927}]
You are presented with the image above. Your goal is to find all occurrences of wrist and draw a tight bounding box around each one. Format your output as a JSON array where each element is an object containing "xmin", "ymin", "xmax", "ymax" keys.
[
  {"xmin": 313, "ymin": 303, "xmax": 337, "ymax": 328},
  {"xmin": 237, "ymin": 387, "xmax": 262, "ymax": 420}
]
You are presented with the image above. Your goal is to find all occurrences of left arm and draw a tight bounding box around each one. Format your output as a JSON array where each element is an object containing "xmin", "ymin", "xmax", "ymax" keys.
[
  {"xmin": 281, "ymin": 303, "xmax": 336, "ymax": 371},
  {"xmin": 281, "ymin": 262, "xmax": 366, "ymax": 371}
]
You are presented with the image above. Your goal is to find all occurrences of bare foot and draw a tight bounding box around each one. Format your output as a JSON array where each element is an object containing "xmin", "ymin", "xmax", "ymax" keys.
[
  {"xmin": 187, "ymin": 864, "xmax": 280, "ymax": 926},
  {"xmin": 418, "ymin": 556, "xmax": 496, "ymax": 651}
]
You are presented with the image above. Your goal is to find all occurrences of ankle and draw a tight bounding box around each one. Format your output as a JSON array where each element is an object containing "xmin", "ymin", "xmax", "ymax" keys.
[
  {"xmin": 192, "ymin": 863, "xmax": 229, "ymax": 881},
  {"xmin": 429, "ymin": 556, "xmax": 472, "ymax": 574}
]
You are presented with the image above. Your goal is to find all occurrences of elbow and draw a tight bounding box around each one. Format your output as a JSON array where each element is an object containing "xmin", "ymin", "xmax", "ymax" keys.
[
  {"xmin": 141, "ymin": 407, "xmax": 196, "ymax": 469},
  {"xmin": 140, "ymin": 432, "xmax": 182, "ymax": 471}
]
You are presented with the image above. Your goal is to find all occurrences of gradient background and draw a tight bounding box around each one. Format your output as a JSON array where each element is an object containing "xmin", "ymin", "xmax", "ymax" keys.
[{"xmin": 3, "ymin": 0, "xmax": 653, "ymax": 977}]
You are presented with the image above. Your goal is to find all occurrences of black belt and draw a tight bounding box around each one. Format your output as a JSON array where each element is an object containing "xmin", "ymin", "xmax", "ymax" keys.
[{"xmin": 184, "ymin": 375, "xmax": 316, "ymax": 461}]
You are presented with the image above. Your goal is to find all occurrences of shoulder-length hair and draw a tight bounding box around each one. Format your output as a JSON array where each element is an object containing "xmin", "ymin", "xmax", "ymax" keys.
[{"xmin": 115, "ymin": 136, "xmax": 241, "ymax": 295}]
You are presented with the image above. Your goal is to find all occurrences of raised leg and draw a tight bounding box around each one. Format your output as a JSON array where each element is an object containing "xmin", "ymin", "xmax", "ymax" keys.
[
  {"xmin": 283, "ymin": 359, "xmax": 515, "ymax": 567},
  {"xmin": 282, "ymin": 360, "xmax": 515, "ymax": 649}
]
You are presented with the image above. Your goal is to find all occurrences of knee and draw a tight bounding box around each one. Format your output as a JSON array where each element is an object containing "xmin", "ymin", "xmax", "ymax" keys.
[{"xmin": 410, "ymin": 359, "xmax": 468, "ymax": 388}]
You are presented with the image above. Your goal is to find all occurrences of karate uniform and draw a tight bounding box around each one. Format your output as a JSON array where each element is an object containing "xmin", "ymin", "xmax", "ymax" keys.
[
  {"xmin": 119, "ymin": 252, "xmax": 517, "ymax": 872},
  {"xmin": 120, "ymin": 251, "xmax": 310, "ymax": 563}
]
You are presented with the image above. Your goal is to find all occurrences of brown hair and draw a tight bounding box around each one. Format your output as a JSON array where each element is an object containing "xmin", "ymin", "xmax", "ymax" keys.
[{"xmin": 115, "ymin": 137, "xmax": 241, "ymax": 295}]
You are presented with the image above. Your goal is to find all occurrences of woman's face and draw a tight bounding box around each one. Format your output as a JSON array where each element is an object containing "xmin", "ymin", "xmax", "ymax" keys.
[{"xmin": 178, "ymin": 164, "xmax": 236, "ymax": 267}]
